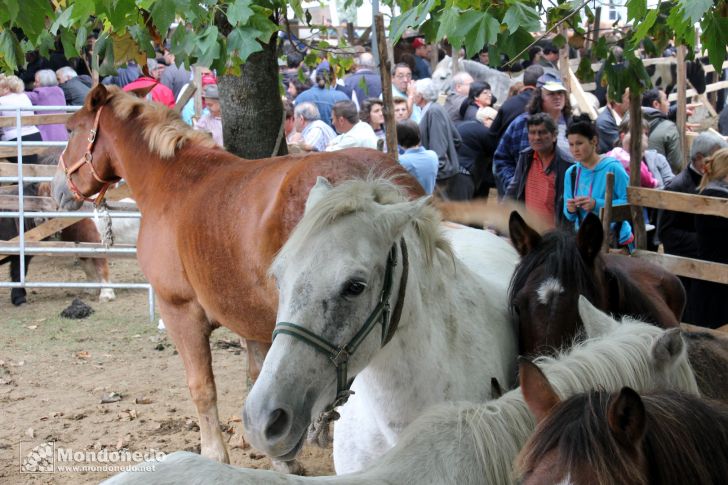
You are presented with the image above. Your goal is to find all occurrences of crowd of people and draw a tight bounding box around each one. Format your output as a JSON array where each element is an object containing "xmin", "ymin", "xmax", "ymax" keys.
[
  {"xmin": 8, "ymin": 40, "xmax": 224, "ymax": 148},
  {"xmin": 6, "ymin": 35, "xmax": 728, "ymax": 328},
  {"xmin": 280, "ymin": 39, "xmax": 728, "ymax": 328}
]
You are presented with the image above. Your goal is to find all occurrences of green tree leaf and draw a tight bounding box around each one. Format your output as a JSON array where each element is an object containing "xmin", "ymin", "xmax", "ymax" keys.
[
  {"xmin": 436, "ymin": 8, "xmax": 460, "ymax": 42},
  {"xmin": 626, "ymin": 0, "xmax": 647, "ymax": 22},
  {"xmin": 15, "ymin": 0, "xmax": 53, "ymax": 44},
  {"xmin": 678, "ymin": 0, "xmax": 712, "ymax": 25},
  {"xmin": 228, "ymin": 26, "xmax": 264, "ymax": 62},
  {"xmin": 502, "ymin": 3, "xmax": 541, "ymax": 34},
  {"xmin": 60, "ymin": 29, "xmax": 80, "ymax": 59},
  {"xmin": 70, "ymin": 0, "xmax": 95, "ymax": 23},
  {"xmin": 150, "ymin": 0, "xmax": 178, "ymax": 35},
  {"xmin": 702, "ymin": 15, "xmax": 728, "ymax": 74},
  {"xmin": 194, "ymin": 26, "xmax": 221, "ymax": 68},
  {"xmin": 228, "ymin": 0, "xmax": 255, "ymax": 26},
  {"xmin": 0, "ymin": 30, "xmax": 25, "ymax": 72},
  {"xmin": 629, "ymin": 8, "xmax": 658, "ymax": 49}
]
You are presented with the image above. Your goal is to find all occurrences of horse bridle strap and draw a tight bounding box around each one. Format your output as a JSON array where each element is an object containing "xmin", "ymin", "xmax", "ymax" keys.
[
  {"xmin": 273, "ymin": 238, "xmax": 408, "ymax": 412},
  {"xmin": 59, "ymin": 105, "xmax": 120, "ymax": 206}
]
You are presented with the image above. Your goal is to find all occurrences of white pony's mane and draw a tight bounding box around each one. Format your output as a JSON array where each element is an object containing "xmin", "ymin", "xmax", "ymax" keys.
[
  {"xmin": 272, "ymin": 177, "xmax": 452, "ymax": 275},
  {"xmin": 388, "ymin": 319, "xmax": 699, "ymax": 484}
]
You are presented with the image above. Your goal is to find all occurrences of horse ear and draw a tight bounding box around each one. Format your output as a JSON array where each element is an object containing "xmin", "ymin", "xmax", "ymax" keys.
[
  {"xmin": 651, "ymin": 328, "xmax": 685, "ymax": 372},
  {"xmin": 607, "ymin": 387, "xmax": 647, "ymax": 448},
  {"xmin": 380, "ymin": 196, "xmax": 430, "ymax": 240},
  {"xmin": 579, "ymin": 295, "xmax": 616, "ymax": 338},
  {"xmin": 576, "ymin": 213, "xmax": 603, "ymax": 265},
  {"xmin": 519, "ymin": 357, "xmax": 560, "ymax": 423},
  {"xmin": 509, "ymin": 211, "xmax": 541, "ymax": 257},
  {"xmin": 85, "ymin": 84, "xmax": 111, "ymax": 111},
  {"xmin": 305, "ymin": 177, "xmax": 333, "ymax": 214}
]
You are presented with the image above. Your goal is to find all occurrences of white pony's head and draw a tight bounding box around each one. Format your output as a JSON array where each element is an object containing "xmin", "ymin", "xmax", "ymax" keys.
[{"xmin": 243, "ymin": 176, "xmax": 441, "ymax": 461}]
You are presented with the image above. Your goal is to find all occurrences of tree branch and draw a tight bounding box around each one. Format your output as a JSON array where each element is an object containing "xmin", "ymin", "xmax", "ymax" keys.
[{"xmin": 503, "ymin": 0, "xmax": 592, "ymax": 68}]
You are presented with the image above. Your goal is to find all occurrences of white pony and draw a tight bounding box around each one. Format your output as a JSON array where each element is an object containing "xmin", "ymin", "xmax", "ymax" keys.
[
  {"xmin": 243, "ymin": 176, "xmax": 520, "ymax": 473},
  {"xmin": 105, "ymin": 297, "xmax": 700, "ymax": 484},
  {"xmin": 432, "ymin": 56, "xmax": 515, "ymax": 103}
]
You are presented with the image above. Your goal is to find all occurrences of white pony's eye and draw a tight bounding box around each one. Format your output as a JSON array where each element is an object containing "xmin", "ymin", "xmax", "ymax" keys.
[{"xmin": 342, "ymin": 280, "xmax": 366, "ymax": 297}]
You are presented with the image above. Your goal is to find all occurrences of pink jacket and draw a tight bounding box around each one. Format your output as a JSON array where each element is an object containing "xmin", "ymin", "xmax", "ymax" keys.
[{"xmin": 607, "ymin": 147, "xmax": 658, "ymax": 189}]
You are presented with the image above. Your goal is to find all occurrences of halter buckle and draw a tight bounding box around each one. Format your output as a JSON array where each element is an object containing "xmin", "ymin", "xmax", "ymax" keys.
[
  {"xmin": 88, "ymin": 130, "xmax": 96, "ymax": 143},
  {"xmin": 84, "ymin": 152, "xmax": 93, "ymax": 162},
  {"xmin": 331, "ymin": 348, "xmax": 350, "ymax": 366}
]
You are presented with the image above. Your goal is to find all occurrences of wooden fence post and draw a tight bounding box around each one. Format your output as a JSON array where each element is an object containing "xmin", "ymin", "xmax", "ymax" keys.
[
  {"xmin": 602, "ymin": 172, "xmax": 614, "ymax": 253},
  {"xmin": 375, "ymin": 14, "xmax": 398, "ymax": 158},
  {"xmin": 677, "ymin": 45, "xmax": 689, "ymax": 171},
  {"xmin": 628, "ymin": 93, "xmax": 647, "ymax": 249}
]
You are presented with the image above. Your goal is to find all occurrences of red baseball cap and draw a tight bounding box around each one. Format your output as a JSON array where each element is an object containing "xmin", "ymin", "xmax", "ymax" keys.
[{"xmin": 412, "ymin": 38, "xmax": 426, "ymax": 49}]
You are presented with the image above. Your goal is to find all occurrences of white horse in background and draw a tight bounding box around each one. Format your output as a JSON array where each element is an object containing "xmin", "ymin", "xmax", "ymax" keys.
[
  {"xmin": 105, "ymin": 297, "xmax": 700, "ymax": 484},
  {"xmin": 431, "ymin": 56, "xmax": 599, "ymax": 118},
  {"xmin": 244, "ymin": 176, "xmax": 520, "ymax": 474},
  {"xmin": 432, "ymin": 56, "xmax": 516, "ymax": 103}
]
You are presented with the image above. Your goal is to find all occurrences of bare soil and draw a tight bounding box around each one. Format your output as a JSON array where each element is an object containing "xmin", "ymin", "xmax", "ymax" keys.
[{"xmin": 0, "ymin": 256, "xmax": 334, "ymax": 484}]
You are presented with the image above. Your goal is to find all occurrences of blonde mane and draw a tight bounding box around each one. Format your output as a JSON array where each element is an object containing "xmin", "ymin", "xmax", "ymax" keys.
[
  {"xmin": 105, "ymin": 85, "xmax": 217, "ymax": 159},
  {"xmin": 272, "ymin": 177, "xmax": 452, "ymax": 275}
]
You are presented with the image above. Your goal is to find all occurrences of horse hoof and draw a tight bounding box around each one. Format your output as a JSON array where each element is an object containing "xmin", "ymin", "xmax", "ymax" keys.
[
  {"xmin": 272, "ymin": 459, "xmax": 305, "ymax": 475},
  {"xmin": 12, "ymin": 297, "xmax": 27, "ymax": 306},
  {"xmin": 99, "ymin": 289, "xmax": 116, "ymax": 302}
]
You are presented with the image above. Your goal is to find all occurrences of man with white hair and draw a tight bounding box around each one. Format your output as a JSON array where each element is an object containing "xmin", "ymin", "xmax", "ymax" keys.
[
  {"xmin": 344, "ymin": 52, "xmax": 382, "ymax": 108},
  {"xmin": 414, "ymin": 78, "xmax": 465, "ymax": 199},
  {"xmin": 658, "ymin": 130, "xmax": 728, "ymax": 323},
  {"xmin": 444, "ymin": 71, "xmax": 474, "ymax": 122},
  {"xmin": 288, "ymin": 102, "xmax": 336, "ymax": 152},
  {"xmin": 55, "ymin": 66, "xmax": 90, "ymax": 105}
]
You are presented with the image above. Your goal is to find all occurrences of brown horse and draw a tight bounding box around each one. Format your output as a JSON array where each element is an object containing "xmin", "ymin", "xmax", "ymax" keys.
[
  {"xmin": 516, "ymin": 367, "xmax": 728, "ymax": 485},
  {"xmin": 49, "ymin": 84, "xmax": 423, "ymax": 464},
  {"xmin": 508, "ymin": 211, "xmax": 684, "ymax": 356}
]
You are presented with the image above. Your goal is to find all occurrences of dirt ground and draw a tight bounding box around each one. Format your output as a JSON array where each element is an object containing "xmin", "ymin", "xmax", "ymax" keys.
[{"xmin": 0, "ymin": 256, "xmax": 334, "ymax": 484}]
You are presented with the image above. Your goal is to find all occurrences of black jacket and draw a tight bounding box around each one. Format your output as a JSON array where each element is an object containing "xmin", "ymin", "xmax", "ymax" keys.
[
  {"xmin": 657, "ymin": 166, "xmax": 703, "ymax": 258},
  {"xmin": 59, "ymin": 77, "xmax": 91, "ymax": 106},
  {"xmin": 489, "ymin": 88, "xmax": 534, "ymax": 141},
  {"xmin": 456, "ymin": 120, "xmax": 496, "ymax": 189},
  {"xmin": 505, "ymin": 145, "xmax": 573, "ymax": 226},
  {"xmin": 691, "ymin": 181, "xmax": 728, "ymax": 327}
]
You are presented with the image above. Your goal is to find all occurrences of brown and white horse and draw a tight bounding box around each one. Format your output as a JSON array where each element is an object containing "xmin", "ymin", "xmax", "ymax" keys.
[{"xmin": 50, "ymin": 84, "xmax": 423, "ymax": 464}]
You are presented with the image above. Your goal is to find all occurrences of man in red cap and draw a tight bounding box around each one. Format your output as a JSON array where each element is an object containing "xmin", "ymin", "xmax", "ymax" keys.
[{"xmin": 412, "ymin": 38, "xmax": 431, "ymax": 80}]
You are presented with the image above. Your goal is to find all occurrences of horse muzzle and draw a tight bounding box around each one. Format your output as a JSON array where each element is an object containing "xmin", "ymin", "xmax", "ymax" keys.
[
  {"xmin": 242, "ymin": 395, "xmax": 310, "ymax": 459},
  {"xmin": 51, "ymin": 169, "xmax": 84, "ymax": 211}
]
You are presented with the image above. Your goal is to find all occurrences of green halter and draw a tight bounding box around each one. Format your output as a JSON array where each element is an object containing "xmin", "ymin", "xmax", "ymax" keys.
[{"xmin": 272, "ymin": 238, "xmax": 408, "ymax": 413}]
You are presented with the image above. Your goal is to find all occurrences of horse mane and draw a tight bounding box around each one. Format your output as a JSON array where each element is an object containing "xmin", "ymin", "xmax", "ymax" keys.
[
  {"xmin": 104, "ymin": 85, "xmax": 217, "ymax": 159},
  {"xmin": 272, "ymin": 177, "xmax": 451, "ymax": 274},
  {"xmin": 517, "ymin": 390, "xmax": 728, "ymax": 485},
  {"xmin": 508, "ymin": 229, "xmax": 600, "ymax": 306},
  {"xmin": 394, "ymin": 319, "xmax": 698, "ymax": 485}
]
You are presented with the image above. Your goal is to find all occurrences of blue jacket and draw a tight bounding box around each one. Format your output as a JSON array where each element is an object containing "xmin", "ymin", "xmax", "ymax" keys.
[
  {"xmin": 563, "ymin": 156, "xmax": 633, "ymax": 245},
  {"xmin": 294, "ymin": 86, "xmax": 350, "ymax": 129}
]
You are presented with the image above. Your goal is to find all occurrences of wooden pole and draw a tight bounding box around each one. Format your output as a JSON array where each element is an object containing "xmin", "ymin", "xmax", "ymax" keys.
[
  {"xmin": 430, "ymin": 41, "xmax": 439, "ymax": 72},
  {"xmin": 587, "ymin": 7, "xmax": 602, "ymax": 52},
  {"xmin": 452, "ymin": 46, "xmax": 460, "ymax": 74},
  {"xmin": 628, "ymin": 92, "xmax": 647, "ymax": 249},
  {"xmin": 375, "ymin": 14, "xmax": 398, "ymax": 158},
  {"xmin": 677, "ymin": 45, "xmax": 689, "ymax": 171},
  {"xmin": 602, "ymin": 172, "xmax": 614, "ymax": 253},
  {"xmin": 193, "ymin": 66, "xmax": 203, "ymax": 122},
  {"xmin": 559, "ymin": 25, "xmax": 571, "ymax": 91}
]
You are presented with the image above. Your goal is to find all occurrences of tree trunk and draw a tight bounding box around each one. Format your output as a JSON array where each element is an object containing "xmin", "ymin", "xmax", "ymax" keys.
[{"xmin": 218, "ymin": 39, "xmax": 287, "ymax": 159}]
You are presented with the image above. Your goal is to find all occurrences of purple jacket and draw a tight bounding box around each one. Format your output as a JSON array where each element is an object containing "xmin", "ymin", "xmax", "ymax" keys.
[{"xmin": 25, "ymin": 86, "xmax": 69, "ymax": 142}]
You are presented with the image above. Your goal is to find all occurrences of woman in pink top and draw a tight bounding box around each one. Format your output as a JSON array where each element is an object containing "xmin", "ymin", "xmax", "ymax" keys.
[
  {"xmin": 25, "ymin": 69, "xmax": 69, "ymax": 142},
  {"xmin": 607, "ymin": 131, "xmax": 658, "ymax": 188}
]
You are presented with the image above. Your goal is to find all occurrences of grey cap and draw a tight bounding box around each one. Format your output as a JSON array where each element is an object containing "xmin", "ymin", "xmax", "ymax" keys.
[{"xmin": 203, "ymin": 84, "xmax": 219, "ymax": 99}]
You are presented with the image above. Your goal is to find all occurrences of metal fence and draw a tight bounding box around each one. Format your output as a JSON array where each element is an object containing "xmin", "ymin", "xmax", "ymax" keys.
[{"xmin": 0, "ymin": 104, "xmax": 154, "ymax": 321}]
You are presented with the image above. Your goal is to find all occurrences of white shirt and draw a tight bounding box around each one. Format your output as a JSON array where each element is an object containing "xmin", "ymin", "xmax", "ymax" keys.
[
  {"xmin": 326, "ymin": 121, "xmax": 379, "ymax": 151},
  {"xmin": 0, "ymin": 92, "xmax": 41, "ymax": 141}
]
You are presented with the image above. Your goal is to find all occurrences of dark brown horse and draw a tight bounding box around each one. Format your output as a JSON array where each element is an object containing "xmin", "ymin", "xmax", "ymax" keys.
[
  {"xmin": 508, "ymin": 211, "xmax": 684, "ymax": 355},
  {"xmin": 516, "ymin": 369, "xmax": 728, "ymax": 485},
  {"xmin": 49, "ymin": 84, "xmax": 423, "ymax": 464}
]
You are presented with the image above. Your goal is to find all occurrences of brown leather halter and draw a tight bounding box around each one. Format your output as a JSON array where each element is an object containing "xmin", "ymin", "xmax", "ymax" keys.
[{"xmin": 59, "ymin": 106, "xmax": 120, "ymax": 206}]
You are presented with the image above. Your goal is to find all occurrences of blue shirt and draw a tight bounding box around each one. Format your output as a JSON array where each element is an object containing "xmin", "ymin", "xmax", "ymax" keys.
[
  {"xmin": 294, "ymin": 86, "xmax": 350, "ymax": 129},
  {"xmin": 399, "ymin": 146, "xmax": 438, "ymax": 194}
]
